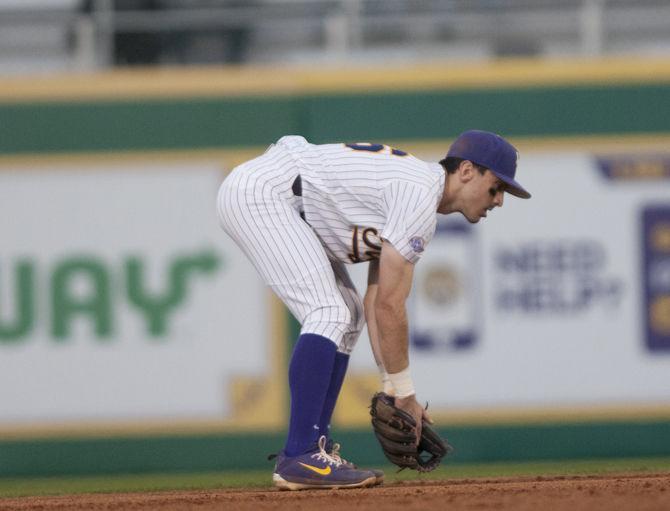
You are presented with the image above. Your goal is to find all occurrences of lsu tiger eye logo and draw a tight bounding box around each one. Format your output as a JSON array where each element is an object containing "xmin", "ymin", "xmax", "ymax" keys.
[{"xmin": 422, "ymin": 266, "xmax": 460, "ymax": 306}]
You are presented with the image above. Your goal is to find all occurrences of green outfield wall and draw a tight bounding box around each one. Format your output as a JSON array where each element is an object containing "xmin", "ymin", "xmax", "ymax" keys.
[
  {"xmin": 1, "ymin": 58, "xmax": 670, "ymax": 155},
  {"xmin": 1, "ymin": 58, "xmax": 670, "ymax": 476},
  {"xmin": 1, "ymin": 83, "xmax": 670, "ymax": 155},
  {"xmin": 2, "ymin": 421, "xmax": 670, "ymax": 477}
]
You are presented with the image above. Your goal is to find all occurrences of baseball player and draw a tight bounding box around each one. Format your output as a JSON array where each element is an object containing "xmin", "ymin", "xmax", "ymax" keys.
[{"xmin": 216, "ymin": 130, "xmax": 530, "ymax": 490}]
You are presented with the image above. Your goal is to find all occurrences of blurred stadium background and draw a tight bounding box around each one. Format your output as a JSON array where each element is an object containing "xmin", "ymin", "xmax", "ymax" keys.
[
  {"xmin": 0, "ymin": 0, "xmax": 669, "ymax": 481},
  {"xmin": 2, "ymin": 0, "xmax": 670, "ymax": 72}
]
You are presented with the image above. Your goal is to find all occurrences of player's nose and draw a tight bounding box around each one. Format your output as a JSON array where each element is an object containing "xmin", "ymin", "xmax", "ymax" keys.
[{"xmin": 493, "ymin": 190, "xmax": 504, "ymax": 208}]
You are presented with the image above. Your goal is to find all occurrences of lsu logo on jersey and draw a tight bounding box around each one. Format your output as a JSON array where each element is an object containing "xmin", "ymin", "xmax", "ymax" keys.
[
  {"xmin": 348, "ymin": 226, "xmax": 381, "ymax": 263},
  {"xmin": 410, "ymin": 236, "xmax": 425, "ymax": 253}
]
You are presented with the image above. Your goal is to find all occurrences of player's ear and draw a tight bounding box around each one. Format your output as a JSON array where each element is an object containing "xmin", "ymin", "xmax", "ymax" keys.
[{"xmin": 459, "ymin": 160, "xmax": 476, "ymax": 183}]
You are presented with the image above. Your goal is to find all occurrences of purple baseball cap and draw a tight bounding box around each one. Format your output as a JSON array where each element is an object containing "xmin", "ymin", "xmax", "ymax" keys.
[{"xmin": 447, "ymin": 130, "xmax": 531, "ymax": 199}]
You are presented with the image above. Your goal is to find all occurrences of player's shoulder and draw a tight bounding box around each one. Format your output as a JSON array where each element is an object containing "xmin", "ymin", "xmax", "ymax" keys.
[
  {"xmin": 383, "ymin": 163, "xmax": 444, "ymax": 209},
  {"xmin": 310, "ymin": 142, "xmax": 441, "ymax": 186},
  {"xmin": 318, "ymin": 143, "xmax": 431, "ymax": 168},
  {"xmin": 316, "ymin": 142, "xmax": 422, "ymax": 158},
  {"xmin": 390, "ymin": 161, "xmax": 444, "ymax": 188}
]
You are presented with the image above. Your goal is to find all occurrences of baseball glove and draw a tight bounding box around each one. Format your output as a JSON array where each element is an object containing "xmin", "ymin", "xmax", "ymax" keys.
[{"xmin": 370, "ymin": 392, "xmax": 452, "ymax": 472}]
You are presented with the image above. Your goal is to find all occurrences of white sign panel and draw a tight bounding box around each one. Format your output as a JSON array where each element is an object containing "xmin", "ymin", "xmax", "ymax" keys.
[
  {"xmin": 3, "ymin": 150, "xmax": 669, "ymax": 426},
  {"xmin": 0, "ymin": 162, "xmax": 267, "ymax": 423}
]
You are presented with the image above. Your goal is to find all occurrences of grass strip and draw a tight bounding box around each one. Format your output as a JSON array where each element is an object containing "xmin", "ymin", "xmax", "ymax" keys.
[{"xmin": 1, "ymin": 457, "xmax": 669, "ymax": 498}]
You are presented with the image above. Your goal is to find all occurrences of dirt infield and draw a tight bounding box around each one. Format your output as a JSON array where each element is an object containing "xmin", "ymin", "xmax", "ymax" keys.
[{"xmin": 1, "ymin": 474, "xmax": 669, "ymax": 511}]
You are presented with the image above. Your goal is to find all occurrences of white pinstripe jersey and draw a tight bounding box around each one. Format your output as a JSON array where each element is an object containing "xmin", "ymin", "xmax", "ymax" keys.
[{"xmin": 286, "ymin": 137, "xmax": 446, "ymax": 265}]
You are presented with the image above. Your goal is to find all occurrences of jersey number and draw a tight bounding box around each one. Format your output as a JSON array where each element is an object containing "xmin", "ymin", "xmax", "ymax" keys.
[{"xmin": 345, "ymin": 143, "xmax": 409, "ymax": 157}]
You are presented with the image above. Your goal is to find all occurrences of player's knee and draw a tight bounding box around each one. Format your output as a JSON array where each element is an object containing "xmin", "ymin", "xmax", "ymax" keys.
[
  {"xmin": 301, "ymin": 303, "xmax": 352, "ymax": 343},
  {"xmin": 336, "ymin": 295, "xmax": 365, "ymax": 354}
]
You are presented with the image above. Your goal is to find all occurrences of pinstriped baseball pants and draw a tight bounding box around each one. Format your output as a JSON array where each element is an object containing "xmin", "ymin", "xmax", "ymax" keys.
[{"xmin": 216, "ymin": 138, "xmax": 364, "ymax": 353}]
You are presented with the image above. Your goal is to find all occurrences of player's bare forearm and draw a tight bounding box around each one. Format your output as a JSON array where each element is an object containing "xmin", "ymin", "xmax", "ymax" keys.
[
  {"xmin": 375, "ymin": 242, "xmax": 414, "ymax": 374},
  {"xmin": 375, "ymin": 300, "xmax": 410, "ymax": 373},
  {"xmin": 364, "ymin": 260, "xmax": 385, "ymax": 368}
]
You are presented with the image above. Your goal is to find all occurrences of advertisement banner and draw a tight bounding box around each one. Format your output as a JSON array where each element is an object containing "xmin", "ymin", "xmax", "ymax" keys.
[
  {"xmin": 0, "ymin": 161, "xmax": 271, "ymax": 426},
  {"xmin": 2, "ymin": 148, "xmax": 670, "ymax": 431}
]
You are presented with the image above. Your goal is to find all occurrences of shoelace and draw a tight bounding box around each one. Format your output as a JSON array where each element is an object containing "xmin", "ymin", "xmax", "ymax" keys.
[
  {"xmin": 311, "ymin": 435, "xmax": 343, "ymax": 467},
  {"xmin": 329, "ymin": 442, "xmax": 351, "ymax": 466},
  {"xmin": 267, "ymin": 435, "xmax": 345, "ymax": 465}
]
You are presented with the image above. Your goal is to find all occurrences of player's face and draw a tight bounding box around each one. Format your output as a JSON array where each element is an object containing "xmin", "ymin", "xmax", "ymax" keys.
[{"xmin": 461, "ymin": 168, "xmax": 506, "ymax": 223}]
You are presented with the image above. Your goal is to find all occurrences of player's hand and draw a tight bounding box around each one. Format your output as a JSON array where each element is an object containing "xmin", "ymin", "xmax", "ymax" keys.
[{"xmin": 395, "ymin": 394, "xmax": 432, "ymax": 445}]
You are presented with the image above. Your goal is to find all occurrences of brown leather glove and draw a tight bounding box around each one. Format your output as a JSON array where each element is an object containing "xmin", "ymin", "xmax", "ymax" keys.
[{"xmin": 370, "ymin": 392, "xmax": 453, "ymax": 472}]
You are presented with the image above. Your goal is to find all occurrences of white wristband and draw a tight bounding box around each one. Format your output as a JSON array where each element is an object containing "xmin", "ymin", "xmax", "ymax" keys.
[
  {"xmin": 381, "ymin": 371, "xmax": 394, "ymax": 395},
  {"xmin": 377, "ymin": 363, "xmax": 396, "ymax": 395},
  {"xmin": 387, "ymin": 367, "xmax": 416, "ymax": 398}
]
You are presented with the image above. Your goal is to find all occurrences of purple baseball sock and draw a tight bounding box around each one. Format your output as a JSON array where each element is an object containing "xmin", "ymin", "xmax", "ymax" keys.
[
  {"xmin": 318, "ymin": 351, "xmax": 350, "ymax": 439},
  {"xmin": 284, "ymin": 333, "xmax": 337, "ymax": 457}
]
